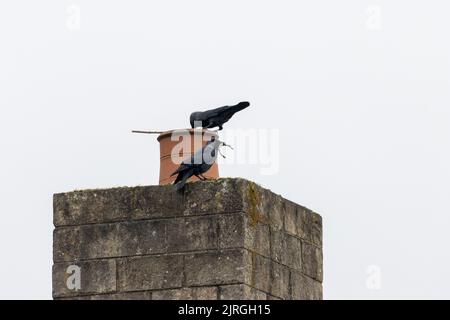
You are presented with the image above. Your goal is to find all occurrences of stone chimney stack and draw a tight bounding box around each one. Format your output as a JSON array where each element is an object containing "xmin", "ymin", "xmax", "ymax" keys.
[{"xmin": 52, "ymin": 178, "xmax": 323, "ymax": 300}]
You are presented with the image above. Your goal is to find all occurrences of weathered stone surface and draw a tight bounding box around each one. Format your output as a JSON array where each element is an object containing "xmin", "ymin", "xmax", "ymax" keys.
[
  {"xmin": 283, "ymin": 200, "xmax": 321, "ymax": 247},
  {"xmin": 117, "ymin": 255, "xmax": 183, "ymax": 291},
  {"xmin": 183, "ymin": 179, "xmax": 245, "ymax": 215},
  {"xmin": 152, "ymin": 287, "xmax": 218, "ymax": 300},
  {"xmin": 166, "ymin": 216, "xmax": 217, "ymax": 252},
  {"xmin": 59, "ymin": 291, "xmax": 153, "ymax": 300},
  {"xmin": 52, "ymin": 178, "xmax": 323, "ymax": 300},
  {"xmin": 93, "ymin": 291, "xmax": 153, "ymax": 300},
  {"xmin": 296, "ymin": 207, "xmax": 312, "ymax": 241},
  {"xmin": 54, "ymin": 179, "xmax": 319, "ymax": 233},
  {"xmin": 53, "ymin": 220, "xmax": 167, "ymax": 262},
  {"xmin": 270, "ymin": 228, "xmax": 284, "ymax": 264},
  {"xmin": 270, "ymin": 261, "xmax": 290, "ymax": 299},
  {"xmin": 118, "ymin": 220, "xmax": 167, "ymax": 256},
  {"xmin": 243, "ymin": 181, "xmax": 269, "ymax": 225},
  {"xmin": 218, "ymin": 213, "xmax": 244, "ymax": 249},
  {"xmin": 284, "ymin": 200, "xmax": 298, "ymax": 236},
  {"xmin": 291, "ymin": 272, "xmax": 322, "ymax": 300},
  {"xmin": 185, "ymin": 249, "xmax": 247, "ymax": 286},
  {"xmin": 302, "ymin": 242, "xmax": 323, "ymax": 282},
  {"xmin": 242, "ymin": 247, "xmax": 253, "ymax": 285},
  {"xmin": 219, "ymin": 284, "xmax": 267, "ymax": 300},
  {"xmin": 265, "ymin": 193, "xmax": 284, "ymax": 231},
  {"xmin": 54, "ymin": 179, "xmax": 276, "ymax": 226},
  {"xmin": 244, "ymin": 217, "xmax": 270, "ymax": 258},
  {"xmin": 129, "ymin": 185, "xmax": 184, "ymax": 220},
  {"xmin": 249, "ymin": 253, "xmax": 271, "ymax": 293},
  {"xmin": 219, "ymin": 284, "xmax": 245, "ymax": 299},
  {"xmin": 52, "ymin": 259, "xmax": 116, "ymax": 298},
  {"xmin": 283, "ymin": 234, "xmax": 302, "ymax": 271},
  {"xmin": 270, "ymin": 230, "xmax": 302, "ymax": 271},
  {"xmin": 53, "ymin": 227, "xmax": 81, "ymax": 262},
  {"xmin": 218, "ymin": 213, "xmax": 273, "ymax": 258},
  {"xmin": 311, "ymin": 212, "xmax": 323, "ymax": 247},
  {"xmin": 54, "ymin": 185, "xmax": 180, "ymax": 226}
]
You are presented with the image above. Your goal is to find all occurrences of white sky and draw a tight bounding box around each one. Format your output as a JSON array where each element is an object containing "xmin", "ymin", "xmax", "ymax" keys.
[{"xmin": 1, "ymin": 1, "xmax": 449, "ymax": 299}]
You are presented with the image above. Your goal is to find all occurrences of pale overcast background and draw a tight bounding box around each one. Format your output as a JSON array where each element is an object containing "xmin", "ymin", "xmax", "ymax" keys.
[{"xmin": 1, "ymin": 1, "xmax": 449, "ymax": 299}]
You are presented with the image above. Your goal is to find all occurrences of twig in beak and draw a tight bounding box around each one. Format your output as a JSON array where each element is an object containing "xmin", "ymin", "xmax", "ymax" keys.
[{"xmin": 221, "ymin": 142, "xmax": 234, "ymax": 150}]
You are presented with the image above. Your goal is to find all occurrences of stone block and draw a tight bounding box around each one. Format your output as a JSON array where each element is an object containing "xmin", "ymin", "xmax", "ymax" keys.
[
  {"xmin": 117, "ymin": 255, "xmax": 183, "ymax": 291},
  {"xmin": 53, "ymin": 185, "xmax": 184, "ymax": 227},
  {"xmin": 166, "ymin": 216, "xmax": 218, "ymax": 252},
  {"xmin": 185, "ymin": 249, "xmax": 247, "ymax": 286},
  {"xmin": 52, "ymin": 259, "xmax": 116, "ymax": 298},
  {"xmin": 302, "ymin": 242, "xmax": 323, "ymax": 282},
  {"xmin": 291, "ymin": 271, "xmax": 322, "ymax": 300},
  {"xmin": 249, "ymin": 252, "xmax": 271, "ymax": 293},
  {"xmin": 218, "ymin": 213, "xmax": 244, "ymax": 249},
  {"xmin": 283, "ymin": 234, "xmax": 302, "ymax": 271},
  {"xmin": 270, "ymin": 230, "xmax": 302, "ymax": 271},
  {"xmin": 270, "ymin": 261, "xmax": 290, "ymax": 299},
  {"xmin": 53, "ymin": 220, "xmax": 167, "ymax": 262}
]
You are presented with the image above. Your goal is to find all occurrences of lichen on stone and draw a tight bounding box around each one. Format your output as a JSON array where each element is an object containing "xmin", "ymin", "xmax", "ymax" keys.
[
  {"xmin": 247, "ymin": 181, "xmax": 262, "ymax": 227},
  {"xmin": 129, "ymin": 187, "xmax": 143, "ymax": 216}
]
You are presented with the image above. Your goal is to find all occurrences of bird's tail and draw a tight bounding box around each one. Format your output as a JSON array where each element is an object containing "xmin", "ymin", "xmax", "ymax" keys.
[
  {"xmin": 175, "ymin": 171, "xmax": 191, "ymax": 192},
  {"xmin": 228, "ymin": 101, "xmax": 250, "ymax": 114}
]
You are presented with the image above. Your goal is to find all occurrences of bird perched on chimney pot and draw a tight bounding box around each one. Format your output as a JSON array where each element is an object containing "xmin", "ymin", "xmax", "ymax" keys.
[
  {"xmin": 171, "ymin": 136, "xmax": 226, "ymax": 191},
  {"xmin": 190, "ymin": 101, "xmax": 250, "ymax": 131}
]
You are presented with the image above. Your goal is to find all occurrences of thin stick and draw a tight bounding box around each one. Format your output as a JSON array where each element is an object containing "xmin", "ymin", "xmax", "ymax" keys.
[
  {"xmin": 222, "ymin": 142, "xmax": 234, "ymax": 150},
  {"xmin": 132, "ymin": 130, "xmax": 164, "ymax": 134}
]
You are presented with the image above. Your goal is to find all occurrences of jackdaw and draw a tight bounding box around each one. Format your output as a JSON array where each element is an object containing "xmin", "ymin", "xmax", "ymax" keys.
[
  {"xmin": 190, "ymin": 101, "xmax": 250, "ymax": 130},
  {"xmin": 171, "ymin": 136, "xmax": 224, "ymax": 191}
]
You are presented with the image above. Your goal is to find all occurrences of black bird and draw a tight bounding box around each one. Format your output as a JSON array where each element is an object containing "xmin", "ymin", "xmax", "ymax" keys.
[
  {"xmin": 190, "ymin": 101, "xmax": 250, "ymax": 130},
  {"xmin": 171, "ymin": 136, "xmax": 224, "ymax": 191}
]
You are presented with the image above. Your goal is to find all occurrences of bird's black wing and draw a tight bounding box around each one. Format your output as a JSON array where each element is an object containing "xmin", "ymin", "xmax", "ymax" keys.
[
  {"xmin": 203, "ymin": 102, "xmax": 250, "ymax": 119},
  {"xmin": 201, "ymin": 105, "xmax": 231, "ymax": 118},
  {"xmin": 170, "ymin": 156, "xmax": 194, "ymax": 177},
  {"xmin": 170, "ymin": 143, "xmax": 207, "ymax": 176},
  {"xmin": 170, "ymin": 163, "xmax": 190, "ymax": 177}
]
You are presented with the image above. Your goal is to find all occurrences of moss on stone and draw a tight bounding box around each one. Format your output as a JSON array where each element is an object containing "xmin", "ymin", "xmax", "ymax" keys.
[
  {"xmin": 247, "ymin": 181, "xmax": 261, "ymax": 227},
  {"xmin": 129, "ymin": 187, "xmax": 143, "ymax": 215}
]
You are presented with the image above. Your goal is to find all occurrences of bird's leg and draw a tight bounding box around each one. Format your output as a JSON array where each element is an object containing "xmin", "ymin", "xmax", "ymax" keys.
[
  {"xmin": 195, "ymin": 174, "xmax": 206, "ymax": 181},
  {"xmin": 199, "ymin": 174, "xmax": 208, "ymax": 180}
]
